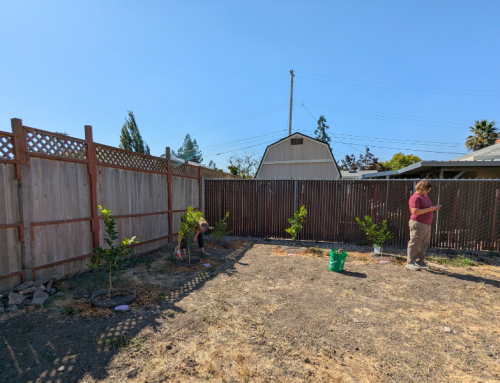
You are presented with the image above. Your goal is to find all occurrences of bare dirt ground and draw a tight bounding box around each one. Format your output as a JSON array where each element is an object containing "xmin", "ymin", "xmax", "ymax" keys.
[{"xmin": 1, "ymin": 241, "xmax": 500, "ymax": 383}]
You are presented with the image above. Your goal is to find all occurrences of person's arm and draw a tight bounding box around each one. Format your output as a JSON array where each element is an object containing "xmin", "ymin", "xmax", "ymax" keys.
[
  {"xmin": 193, "ymin": 228, "xmax": 200, "ymax": 242},
  {"xmin": 411, "ymin": 206, "xmax": 440, "ymax": 215},
  {"xmin": 176, "ymin": 233, "xmax": 183, "ymax": 250}
]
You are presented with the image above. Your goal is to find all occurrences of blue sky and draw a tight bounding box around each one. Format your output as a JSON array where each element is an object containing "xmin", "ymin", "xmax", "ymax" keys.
[{"xmin": 1, "ymin": 1, "xmax": 499, "ymax": 169}]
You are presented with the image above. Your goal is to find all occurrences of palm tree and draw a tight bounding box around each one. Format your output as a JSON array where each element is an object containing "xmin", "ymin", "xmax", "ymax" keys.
[{"xmin": 465, "ymin": 120, "xmax": 498, "ymax": 152}]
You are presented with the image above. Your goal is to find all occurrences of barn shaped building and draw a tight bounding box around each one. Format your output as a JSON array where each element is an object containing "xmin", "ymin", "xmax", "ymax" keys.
[{"xmin": 255, "ymin": 133, "xmax": 341, "ymax": 179}]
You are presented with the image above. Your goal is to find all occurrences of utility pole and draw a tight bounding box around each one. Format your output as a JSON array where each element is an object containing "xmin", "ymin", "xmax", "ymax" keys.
[{"xmin": 288, "ymin": 70, "xmax": 294, "ymax": 136}]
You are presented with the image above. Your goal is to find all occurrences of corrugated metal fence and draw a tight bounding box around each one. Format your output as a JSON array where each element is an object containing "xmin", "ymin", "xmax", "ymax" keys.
[{"xmin": 205, "ymin": 179, "xmax": 500, "ymax": 251}]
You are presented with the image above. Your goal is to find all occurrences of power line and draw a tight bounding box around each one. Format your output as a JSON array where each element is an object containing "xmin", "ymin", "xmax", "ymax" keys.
[
  {"xmin": 295, "ymin": 102, "xmax": 470, "ymax": 130},
  {"xmin": 295, "ymin": 72, "xmax": 500, "ymax": 97},
  {"xmin": 298, "ymin": 71, "xmax": 500, "ymax": 93},
  {"xmin": 148, "ymin": 101, "xmax": 289, "ymax": 146},
  {"xmin": 328, "ymin": 141, "xmax": 465, "ymax": 155},
  {"xmin": 141, "ymin": 71, "xmax": 288, "ymax": 124},
  {"xmin": 141, "ymin": 78, "xmax": 288, "ymax": 128}
]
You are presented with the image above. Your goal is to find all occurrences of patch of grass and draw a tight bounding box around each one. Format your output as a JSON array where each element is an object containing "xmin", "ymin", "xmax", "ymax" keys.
[
  {"xmin": 99, "ymin": 335, "xmax": 135, "ymax": 349},
  {"xmin": 359, "ymin": 256, "xmax": 369, "ymax": 261},
  {"xmin": 164, "ymin": 309, "xmax": 178, "ymax": 317},
  {"xmin": 309, "ymin": 247, "xmax": 324, "ymax": 255},
  {"xmin": 429, "ymin": 256, "xmax": 478, "ymax": 267},
  {"xmin": 202, "ymin": 315, "xmax": 215, "ymax": 323},
  {"xmin": 60, "ymin": 307, "xmax": 76, "ymax": 315},
  {"xmin": 130, "ymin": 256, "xmax": 154, "ymax": 269}
]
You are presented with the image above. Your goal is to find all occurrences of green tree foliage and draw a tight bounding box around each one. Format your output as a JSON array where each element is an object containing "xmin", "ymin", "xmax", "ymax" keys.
[
  {"xmin": 465, "ymin": 120, "xmax": 498, "ymax": 152},
  {"xmin": 314, "ymin": 115, "xmax": 331, "ymax": 144},
  {"xmin": 119, "ymin": 111, "xmax": 151, "ymax": 155},
  {"xmin": 285, "ymin": 206, "xmax": 307, "ymax": 247},
  {"xmin": 87, "ymin": 206, "xmax": 138, "ymax": 299},
  {"xmin": 382, "ymin": 152, "xmax": 422, "ymax": 171},
  {"xmin": 339, "ymin": 148, "xmax": 390, "ymax": 171},
  {"xmin": 179, "ymin": 206, "xmax": 203, "ymax": 264},
  {"xmin": 355, "ymin": 215, "xmax": 392, "ymax": 255},
  {"xmin": 173, "ymin": 134, "xmax": 203, "ymax": 163},
  {"xmin": 227, "ymin": 152, "xmax": 260, "ymax": 177}
]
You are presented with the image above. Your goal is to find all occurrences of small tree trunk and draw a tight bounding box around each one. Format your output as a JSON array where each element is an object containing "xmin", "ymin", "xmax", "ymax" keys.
[
  {"xmin": 108, "ymin": 269, "xmax": 112, "ymax": 299},
  {"xmin": 188, "ymin": 246, "xmax": 191, "ymax": 264}
]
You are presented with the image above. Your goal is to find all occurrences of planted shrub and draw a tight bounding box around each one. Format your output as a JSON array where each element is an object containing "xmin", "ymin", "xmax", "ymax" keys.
[
  {"xmin": 179, "ymin": 206, "xmax": 203, "ymax": 264},
  {"xmin": 285, "ymin": 205, "xmax": 307, "ymax": 247},
  {"xmin": 87, "ymin": 206, "xmax": 138, "ymax": 299},
  {"xmin": 211, "ymin": 212, "xmax": 232, "ymax": 244},
  {"xmin": 355, "ymin": 215, "xmax": 392, "ymax": 255}
]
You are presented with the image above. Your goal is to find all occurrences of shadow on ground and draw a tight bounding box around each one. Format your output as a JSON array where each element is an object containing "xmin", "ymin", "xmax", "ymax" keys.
[{"xmin": 0, "ymin": 244, "xmax": 252, "ymax": 383}]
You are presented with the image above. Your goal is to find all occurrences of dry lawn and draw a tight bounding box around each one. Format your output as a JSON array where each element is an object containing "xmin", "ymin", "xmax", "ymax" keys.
[{"xmin": 1, "ymin": 243, "xmax": 500, "ymax": 383}]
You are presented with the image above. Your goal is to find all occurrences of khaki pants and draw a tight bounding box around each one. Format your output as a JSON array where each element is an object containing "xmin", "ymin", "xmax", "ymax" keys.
[{"xmin": 407, "ymin": 220, "xmax": 431, "ymax": 264}]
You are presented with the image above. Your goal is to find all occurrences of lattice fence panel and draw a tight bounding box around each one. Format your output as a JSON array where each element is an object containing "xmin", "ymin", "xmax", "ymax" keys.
[
  {"xmin": 0, "ymin": 134, "xmax": 15, "ymax": 161},
  {"xmin": 172, "ymin": 163, "xmax": 199, "ymax": 178},
  {"xmin": 95, "ymin": 145, "xmax": 167, "ymax": 173},
  {"xmin": 26, "ymin": 129, "xmax": 87, "ymax": 159}
]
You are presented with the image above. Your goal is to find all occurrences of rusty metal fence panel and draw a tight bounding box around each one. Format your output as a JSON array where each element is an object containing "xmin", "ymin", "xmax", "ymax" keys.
[{"xmin": 205, "ymin": 179, "xmax": 500, "ymax": 251}]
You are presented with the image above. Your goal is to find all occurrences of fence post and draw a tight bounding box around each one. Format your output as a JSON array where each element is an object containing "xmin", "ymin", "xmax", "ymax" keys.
[
  {"xmin": 198, "ymin": 167, "xmax": 202, "ymax": 213},
  {"xmin": 85, "ymin": 126, "xmax": 100, "ymax": 249},
  {"xmin": 293, "ymin": 180, "xmax": 297, "ymax": 213},
  {"xmin": 448, "ymin": 188, "xmax": 460, "ymax": 253},
  {"xmin": 491, "ymin": 189, "xmax": 499, "ymax": 251},
  {"xmin": 166, "ymin": 147, "xmax": 173, "ymax": 243},
  {"xmin": 12, "ymin": 118, "xmax": 33, "ymax": 281}
]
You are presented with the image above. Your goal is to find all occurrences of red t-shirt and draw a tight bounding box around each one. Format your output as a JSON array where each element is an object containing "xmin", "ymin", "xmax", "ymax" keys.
[{"xmin": 409, "ymin": 193, "xmax": 433, "ymax": 225}]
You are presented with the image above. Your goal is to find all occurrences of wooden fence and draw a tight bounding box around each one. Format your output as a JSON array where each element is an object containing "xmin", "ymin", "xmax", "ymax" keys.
[
  {"xmin": 0, "ymin": 119, "xmax": 239, "ymax": 293},
  {"xmin": 205, "ymin": 179, "xmax": 500, "ymax": 252}
]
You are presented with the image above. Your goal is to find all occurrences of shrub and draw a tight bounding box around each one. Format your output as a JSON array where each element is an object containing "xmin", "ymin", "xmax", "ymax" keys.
[
  {"xmin": 355, "ymin": 215, "xmax": 392, "ymax": 255},
  {"xmin": 87, "ymin": 206, "xmax": 138, "ymax": 299},
  {"xmin": 285, "ymin": 206, "xmax": 307, "ymax": 247},
  {"xmin": 211, "ymin": 212, "xmax": 232, "ymax": 243},
  {"xmin": 179, "ymin": 206, "xmax": 203, "ymax": 264}
]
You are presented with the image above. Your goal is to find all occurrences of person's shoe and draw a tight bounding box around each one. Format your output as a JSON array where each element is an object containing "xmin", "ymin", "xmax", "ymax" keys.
[
  {"xmin": 406, "ymin": 263, "xmax": 421, "ymax": 271},
  {"xmin": 415, "ymin": 262, "xmax": 430, "ymax": 269}
]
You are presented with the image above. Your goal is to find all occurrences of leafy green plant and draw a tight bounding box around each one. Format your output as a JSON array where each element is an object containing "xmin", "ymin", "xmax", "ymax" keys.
[
  {"xmin": 87, "ymin": 206, "xmax": 138, "ymax": 299},
  {"xmin": 285, "ymin": 205, "xmax": 307, "ymax": 247},
  {"xmin": 179, "ymin": 206, "xmax": 203, "ymax": 264},
  {"xmin": 355, "ymin": 216, "xmax": 392, "ymax": 255},
  {"xmin": 211, "ymin": 212, "xmax": 232, "ymax": 243}
]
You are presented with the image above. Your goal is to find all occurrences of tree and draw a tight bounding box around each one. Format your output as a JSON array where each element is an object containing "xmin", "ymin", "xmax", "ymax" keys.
[
  {"xmin": 208, "ymin": 160, "xmax": 217, "ymax": 170},
  {"xmin": 173, "ymin": 134, "xmax": 203, "ymax": 163},
  {"xmin": 314, "ymin": 115, "xmax": 331, "ymax": 144},
  {"xmin": 119, "ymin": 111, "xmax": 150, "ymax": 155},
  {"xmin": 382, "ymin": 152, "xmax": 422, "ymax": 170},
  {"xmin": 227, "ymin": 151, "xmax": 261, "ymax": 178},
  {"xmin": 339, "ymin": 148, "xmax": 390, "ymax": 171},
  {"xmin": 465, "ymin": 120, "xmax": 498, "ymax": 152}
]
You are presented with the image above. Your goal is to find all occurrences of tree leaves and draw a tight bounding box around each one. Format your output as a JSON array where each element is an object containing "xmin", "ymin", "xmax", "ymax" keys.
[
  {"xmin": 465, "ymin": 119, "xmax": 498, "ymax": 152},
  {"xmin": 119, "ymin": 111, "xmax": 151, "ymax": 155}
]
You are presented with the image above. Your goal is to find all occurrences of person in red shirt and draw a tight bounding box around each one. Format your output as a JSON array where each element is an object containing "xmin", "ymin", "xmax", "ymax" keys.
[{"xmin": 407, "ymin": 180, "xmax": 441, "ymax": 270}]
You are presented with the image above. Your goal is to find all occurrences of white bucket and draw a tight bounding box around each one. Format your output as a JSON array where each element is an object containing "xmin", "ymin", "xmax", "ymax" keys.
[{"xmin": 374, "ymin": 246, "xmax": 381, "ymax": 254}]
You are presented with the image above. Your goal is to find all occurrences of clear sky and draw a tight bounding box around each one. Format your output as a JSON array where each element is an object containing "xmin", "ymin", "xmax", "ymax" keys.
[{"xmin": 1, "ymin": 1, "xmax": 499, "ymax": 169}]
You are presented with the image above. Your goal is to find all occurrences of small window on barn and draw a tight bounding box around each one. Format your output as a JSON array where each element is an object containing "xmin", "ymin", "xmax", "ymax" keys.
[{"xmin": 291, "ymin": 138, "xmax": 303, "ymax": 145}]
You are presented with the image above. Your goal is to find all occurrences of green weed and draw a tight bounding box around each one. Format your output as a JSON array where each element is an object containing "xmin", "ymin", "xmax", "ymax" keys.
[
  {"xmin": 202, "ymin": 315, "xmax": 215, "ymax": 323},
  {"xmin": 428, "ymin": 256, "xmax": 478, "ymax": 267},
  {"xmin": 164, "ymin": 309, "xmax": 178, "ymax": 317},
  {"xmin": 60, "ymin": 307, "xmax": 76, "ymax": 315},
  {"xmin": 309, "ymin": 247, "xmax": 324, "ymax": 255},
  {"xmin": 98, "ymin": 335, "xmax": 137, "ymax": 349}
]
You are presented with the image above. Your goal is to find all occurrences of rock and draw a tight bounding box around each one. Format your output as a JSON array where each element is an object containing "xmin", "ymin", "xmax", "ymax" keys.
[
  {"xmin": 49, "ymin": 288, "xmax": 56, "ymax": 296},
  {"xmin": 452, "ymin": 330, "xmax": 458, "ymax": 335},
  {"xmin": 38, "ymin": 285, "xmax": 46, "ymax": 292},
  {"xmin": 353, "ymin": 318, "xmax": 365, "ymax": 323},
  {"xmin": 46, "ymin": 280, "xmax": 54, "ymax": 292},
  {"xmin": 31, "ymin": 289, "xmax": 49, "ymax": 306},
  {"xmin": 304, "ymin": 357, "xmax": 311, "ymax": 363},
  {"xmin": 54, "ymin": 292, "xmax": 64, "ymax": 298},
  {"xmin": 127, "ymin": 368, "xmax": 137, "ymax": 377},
  {"xmin": 58, "ymin": 366, "xmax": 65, "ymax": 372},
  {"xmin": 8, "ymin": 292, "xmax": 26, "ymax": 306},
  {"xmin": 7, "ymin": 305, "xmax": 18, "ymax": 313},
  {"xmin": 19, "ymin": 287, "xmax": 36, "ymax": 295},
  {"xmin": 14, "ymin": 281, "xmax": 34, "ymax": 292},
  {"xmin": 52, "ymin": 272, "xmax": 63, "ymax": 281},
  {"xmin": 34, "ymin": 278, "xmax": 51, "ymax": 287},
  {"xmin": 444, "ymin": 326, "xmax": 452, "ymax": 333}
]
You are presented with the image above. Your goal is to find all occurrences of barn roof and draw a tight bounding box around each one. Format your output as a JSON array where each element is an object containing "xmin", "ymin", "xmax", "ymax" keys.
[{"xmin": 255, "ymin": 132, "xmax": 342, "ymax": 178}]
